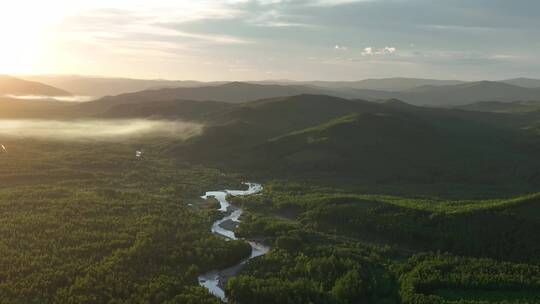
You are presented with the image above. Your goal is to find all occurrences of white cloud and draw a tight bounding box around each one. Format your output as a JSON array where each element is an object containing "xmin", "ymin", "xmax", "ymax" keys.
[
  {"xmin": 334, "ymin": 45, "xmax": 348, "ymax": 51},
  {"xmin": 384, "ymin": 47, "xmax": 396, "ymax": 53},
  {"xmin": 361, "ymin": 46, "xmax": 397, "ymax": 56},
  {"xmin": 361, "ymin": 47, "xmax": 373, "ymax": 55},
  {"xmin": 53, "ymin": 6, "xmax": 251, "ymax": 61}
]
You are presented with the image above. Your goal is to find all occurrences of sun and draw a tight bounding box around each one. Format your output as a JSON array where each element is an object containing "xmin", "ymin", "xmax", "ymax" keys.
[
  {"xmin": 0, "ymin": 3, "xmax": 54, "ymax": 74},
  {"xmin": 0, "ymin": 0, "xmax": 189, "ymax": 74},
  {"xmin": 0, "ymin": 1, "xmax": 82, "ymax": 74}
]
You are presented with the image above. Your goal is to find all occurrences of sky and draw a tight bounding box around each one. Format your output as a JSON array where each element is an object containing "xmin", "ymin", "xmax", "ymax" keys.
[{"xmin": 1, "ymin": 0, "xmax": 539, "ymax": 81}]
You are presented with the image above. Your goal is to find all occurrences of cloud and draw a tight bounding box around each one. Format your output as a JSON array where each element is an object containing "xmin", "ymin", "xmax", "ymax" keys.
[
  {"xmin": 361, "ymin": 47, "xmax": 373, "ymax": 55},
  {"xmin": 63, "ymin": 8, "xmax": 251, "ymax": 44},
  {"xmin": 11, "ymin": 0, "xmax": 540, "ymax": 80},
  {"xmin": 384, "ymin": 47, "xmax": 397, "ymax": 54},
  {"xmin": 361, "ymin": 46, "xmax": 397, "ymax": 56}
]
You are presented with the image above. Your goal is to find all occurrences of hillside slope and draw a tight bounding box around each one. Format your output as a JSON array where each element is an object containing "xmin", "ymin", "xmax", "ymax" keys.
[
  {"xmin": 91, "ymin": 82, "xmax": 344, "ymax": 105},
  {"xmin": 175, "ymin": 95, "xmax": 386, "ymax": 160},
  {"xmin": 174, "ymin": 94, "xmax": 540, "ymax": 197},
  {"xmin": 397, "ymin": 81, "xmax": 540, "ymax": 106},
  {"xmin": 456, "ymin": 100, "xmax": 540, "ymax": 113},
  {"xmin": 502, "ymin": 77, "xmax": 540, "ymax": 88},
  {"xmin": 0, "ymin": 75, "xmax": 71, "ymax": 96},
  {"xmin": 24, "ymin": 75, "xmax": 220, "ymax": 97},
  {"xmin": 0, "ymin": 97, "xmax": 74, "ymax": 118},
  {"xmin": 102, "ymin": 99, "xmax": 235, "ymax": 120},
  {"xmin": 254, "ymin": 78, "xmax": 465, "ymax": 91}
]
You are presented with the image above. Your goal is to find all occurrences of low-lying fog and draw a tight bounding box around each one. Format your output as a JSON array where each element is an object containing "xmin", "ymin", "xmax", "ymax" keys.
[
  {"xmin": 4, "ymin": 95, "xmax": 96, "ymax": 102},
  {"xmin": 0, "ymin": 119, "xmax": 202, "ymax": 140}
]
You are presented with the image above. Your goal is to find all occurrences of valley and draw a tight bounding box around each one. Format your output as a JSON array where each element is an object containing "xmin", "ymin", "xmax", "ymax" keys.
[
  {"xmin": 1, "ymin": 75, "xmax": 540, "ymax": 303},
  {"xmin": 2, "ymin": 1, "xmax": 540, "ymax": 303}
]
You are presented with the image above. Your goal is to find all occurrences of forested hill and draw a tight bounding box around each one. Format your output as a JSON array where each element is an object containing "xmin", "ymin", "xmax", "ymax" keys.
[
  {"xmin": 91, "ymin": 82, "xmax": 343, "ymax": 105},
  {"xmin": 173, "ymin": 94, "xmax": 540, "ymax": 198}
]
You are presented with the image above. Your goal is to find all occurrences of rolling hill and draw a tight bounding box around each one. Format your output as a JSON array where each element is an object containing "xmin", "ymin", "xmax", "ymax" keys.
[
  {"xmin": 15, "ymin": 75, "xmax": 540, "ymax": 108},
  {"xmin": 502, "ymin": 77, "xmax": 540, "ymax": 88},
  {"xmin": 260, "ymin": 77, "xmax": 540, "ymax": 92},
  {"xmin": 0, "ymin": 97, "xmax": 74, "ymax": 118},
  {"xmin": 390, "ymin": 81, "xmax": 540, "ymax": 106},
  {"xmin": 90, "ymin": 82, "xmax": 349, "ymax": 106},
  {"xmin": 0, "ymin": 75, "xmax": 71, "ymax": 97},
  {"xmin": 173, "ymin": 94, "xmax": 540, "ymax": 196},
  {"xmin": 309, "ymin": 77, "xmax": 465, "ymax": 91},
  {"xmin": 85, "ymin": 80, "xmax": 540, "ymax": 110},
  {"xmin": 253, "ymin": 78, "xmax": 465, "ymax": 91},
  {"xmin": 102, "ymin": 99, "xmax": 235, "ymax": 120},
  {"xmin": 23, "ymin": 75, "xmax": 221, "ymax": 98},
  {"xmin": 456, "ymin": 100, "xmax": 540, "ymax": 113}
]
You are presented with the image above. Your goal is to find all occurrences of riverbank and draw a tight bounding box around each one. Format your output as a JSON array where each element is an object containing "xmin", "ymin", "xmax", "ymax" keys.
[{"xmin": 197, "ymin": 183, "xmax": 269, "ymax": 302}]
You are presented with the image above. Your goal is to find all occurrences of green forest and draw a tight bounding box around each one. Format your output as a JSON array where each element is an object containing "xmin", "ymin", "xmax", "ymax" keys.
[
  {"xmin": 227, "ymin": 182, "xmax": 540, "ymax": 304},
  {"xmin": 2, "ymin": 0, "xmax": 540, "ymax": 301},
  {"xmin": 2, "ymin": 90, "xmax": 540, "ymax": 303},
  {"xmin": 0, "ymin": 138, "xmax": 249, "ymax": 303}
]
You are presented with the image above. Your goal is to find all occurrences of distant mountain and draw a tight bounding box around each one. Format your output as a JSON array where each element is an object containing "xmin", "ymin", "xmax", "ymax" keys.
[
  {"xmin": 257, "ymin": 79, "xmax": 540, "ymax": 106},
  {"xmin": 0, "ymin": 75, "xmax": 71, "ymax": 97},
  {"xmin": 456, "ymin": 100, "xmax": 540, "ymax": 113},
  {"xmin": 249, "ymin": 81, "xmax": 540, "ymax": 107},
  {"xmin": 501, "ymin": 78, "xmax": 540, "ymax": 89},
  {"xmin": 88, "ymin": 82, "xmax": 355, "ymax": 107},
  {"xmin": 23, "ymin": 75, "xmax": 223, "ymax": 98},
  {"xmin": 73, "ymin": 80, "xmax": 540, "ymax": 119},
  {"xmin": 9, "ymin": 76, "xmax": 540, "ymax": 115},
  {"xmin": 393, "ymin": 81, "xmax": 540, "ymax": 106},
  {"xmin": 20, "ymin": 75, "xmax": 540, "ymax": 107},
  {"xmin": 20, "ymin": 75, "xmax": 540, "ymax": 103},
  {"xmin": 255, "ymin": 78, "xmax": 466, "ymax": 91},
  {"xmin": 323, "ymin": 77, "xmax": 465, "ymax": 91}
]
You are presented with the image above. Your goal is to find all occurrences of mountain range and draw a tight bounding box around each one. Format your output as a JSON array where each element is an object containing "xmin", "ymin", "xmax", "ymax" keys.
[
  {"xmin": 17, "ymin": 75, "xmax": 540, "ymax": 101},
  {"xmin": 93, "ymin": 80, "xmax": 540, "ymax": 107},
  {"xmin": 254, "ymin": 78, "xmax": 466, "ymax": 91},
  {"xmin": 167, "ymin": 93, "xmax": 540, "ymax": 196},
  {"xmin": 455, "ymin": 100, "xmax": 540, "ymax": 113},
  {"xmin": 23, "ymin": 75, "xmax": 220, "ymax": 98},
  {"xmin": 1, "ymin": 74, "xmax": 540, "ymax": 195},
  {"xmin": 3, "ymin": 78, "xmax": 540, "ymax": 119}
]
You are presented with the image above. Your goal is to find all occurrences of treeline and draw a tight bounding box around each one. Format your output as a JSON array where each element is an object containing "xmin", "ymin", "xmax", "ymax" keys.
[
  {"xmin": 398, "ymin": 253, "xmax": 540, "ymax": 304},
  {"xmin": 228, "ymin": 181, "xmax": 540, "ymax": 303},
  {"xmin": 232, "ymin": 181, "xmax": 540, "ymax": 263},
  {"xmin": 227, "ymin": 187, "xmax": 399, "ymax": 303},
  {"xmin": 226, "ymin": 243, "xmax": 398, "ymax": 304}
]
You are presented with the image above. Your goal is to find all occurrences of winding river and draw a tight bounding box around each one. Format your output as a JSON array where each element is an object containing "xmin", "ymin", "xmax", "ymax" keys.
[{"xmin": 198, "ymin": 183, "xmax": 269, "ymax": 302}]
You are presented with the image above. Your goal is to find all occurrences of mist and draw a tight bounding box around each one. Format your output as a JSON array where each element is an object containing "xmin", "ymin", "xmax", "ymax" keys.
[
  {"xmin": 4, "ymin": 95, "xmax": 96, "ymax": 102},
  {"xmin": 0, "ymin": 119, "xmax": 202, "ymax": 141}
]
